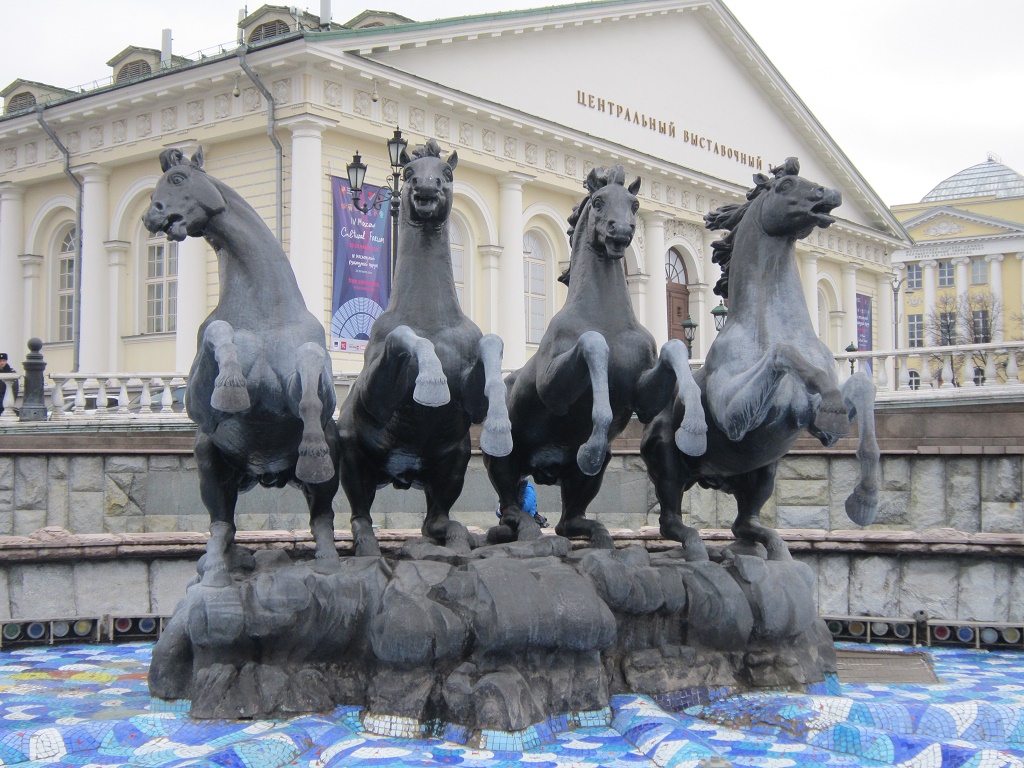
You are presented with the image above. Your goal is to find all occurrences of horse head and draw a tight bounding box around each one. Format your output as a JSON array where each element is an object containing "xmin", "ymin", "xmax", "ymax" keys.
[
  {"xmin": 750, "ymin": 157, "xmax": 841, "ymax": 240},
  {"xmin": 568, "ymin": 165, "xmax": 641, "ymax": 260},
  {"xmin": 399, "ymin": 139, "xmax": 457, "ymax": 225},
  {"xmin": 143, "ymin": 146, "xmax": 227, "ymax": 241}
]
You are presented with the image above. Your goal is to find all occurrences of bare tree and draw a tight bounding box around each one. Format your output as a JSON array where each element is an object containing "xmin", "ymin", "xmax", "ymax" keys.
[{"xmin": 923, "ymin": 291, "xmax": 1004, "ymax": 386}]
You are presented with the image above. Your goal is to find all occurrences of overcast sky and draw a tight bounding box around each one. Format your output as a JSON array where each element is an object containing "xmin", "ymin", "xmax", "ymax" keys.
[{"xmin": 2, "ymin": 0, "xmax": 1022, "ymax": 207}]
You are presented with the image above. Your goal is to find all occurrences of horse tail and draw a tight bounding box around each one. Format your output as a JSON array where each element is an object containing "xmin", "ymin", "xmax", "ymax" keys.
[{"xmin": 841, "ymin": 372, "xmax": 880, "ymax": 525}]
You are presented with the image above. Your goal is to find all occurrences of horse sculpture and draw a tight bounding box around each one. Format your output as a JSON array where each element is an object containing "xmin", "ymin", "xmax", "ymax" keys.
[
  {"xmin": 143, "ymin": 147, "xmax": 340, "ymax": 584},
  {"xmin": 641, "ymin": 157, "xmax": 880, "ymax": 560},
  {"xmin": 337, "ymin": 139, "xmax": 512, "ymax": 556},
  {"xmin": 485, "ymin": 165, "xmax": 707, "ymax": 547}
]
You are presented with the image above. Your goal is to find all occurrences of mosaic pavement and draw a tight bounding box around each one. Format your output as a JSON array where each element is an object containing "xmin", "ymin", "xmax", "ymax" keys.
[{"xmin": 0, "ymin": 642, "xmax": 1019, "ymax": 767}]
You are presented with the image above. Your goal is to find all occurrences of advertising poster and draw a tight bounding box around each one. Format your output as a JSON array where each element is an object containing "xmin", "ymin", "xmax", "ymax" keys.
[
  {"xmin": 856, "ymin": 293, "xmax": 873, "ymax": 375},
  {"xmin": 330, "ymin": 176, "xmax": 392, "ymax": 353}
]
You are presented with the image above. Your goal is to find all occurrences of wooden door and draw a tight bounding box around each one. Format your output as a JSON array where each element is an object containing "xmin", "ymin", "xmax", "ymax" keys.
[{"xmin": 667, "ymin": 283, "xmax": 690, "ymax": 342}]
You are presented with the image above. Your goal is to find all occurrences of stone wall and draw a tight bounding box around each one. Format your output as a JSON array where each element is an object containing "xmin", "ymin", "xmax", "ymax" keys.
[{"xmin": 0, "ymin": 452, "xmax": 1021, "ymax": 538}]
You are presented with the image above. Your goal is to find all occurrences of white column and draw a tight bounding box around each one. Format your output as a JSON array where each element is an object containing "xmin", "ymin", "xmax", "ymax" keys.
[
  {"xmin": 953, "ymin": 257, "xmax": 970, "ymax": 297},
  {"xmin": 829, "ymin": 311, "xmax": 845, "ymax": 355},
  {"xmin": 877, "ymin": 273, "xmax": 894, "ymax": 384},
  {"xmin": 801, "ymin": 251, "xmax": 820, "ymax": 335},
  {"xmin": 498, "ymin": 173, "xmax": 531, "ymax": 369},
  {"xmin": 841, "ymin": 263, "xmax": 858, "ymax": 350},
  {"xmin": 922, "ymin": 259, "xmax": 938, "ymax": 340},
  {"xmin": 283, "ymin": 116, "xmax": 334, "ymax": 319},
  {"xmin": 987, "ymin": 254, "xmax": 1004, "ymax": 341},
  {"xmin": 1017, "ymin": 254, "xmax": 1024, "ymax": 340},
  {"xmin": 626, "ymin": 273, "xmax": 647, "ymax": 329},
  {"xmin": 478, "ymin": 244, "xmax": 502, "ymax": 336},
  {"xmin": 690, "ymin": 282, "xmax": 708, "ymax": 358},
  {"xmin": 104, "ymin": 240, "xmax": 129, "ymax": 371},
  {"xmin": 175, "ymin": 235, "xmax": 209, "ymax": 372},
  {"xmin": 77, "ymin": 165, "xmax": 111, "ymax": 372},
  {"xmin": 0, "ymin": 184, "xmax": 25, "ymax": 356},
  {"xmin": 642, "ymin": 211, "xmax": 668, "ymax": 348},
  {"xmin": 18, "ymin": 254, "xmax": 43, "ymax": 347}
]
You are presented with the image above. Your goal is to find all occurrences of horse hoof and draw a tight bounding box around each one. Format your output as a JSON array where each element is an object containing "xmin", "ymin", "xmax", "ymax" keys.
[
  {"xmin": 480, "ymin": 418, "xmax": 513, "ymax": 458},
  {"xmin": 845, "ymin": 486, "xmax": 879, "ymax": 526},
  {"xmin": 354, "ymin": 537, "xmax": 382, "ymax": 557},
  {"xmin": 201, "ymin": 567, "xmax": 232, "ymax": 588},
  {"xmin": 413, "ymin": 375, "xmax": 450, "ymax": 407},
  {"xmin": 576, "ymin": 442, "xmax": 606, "ymax": 477},
  {"xmin": 444, "ymin": 521, "xmax": 472, "ymax": 554},
  {"xmin": 211, "ymin": 384, "xmax": 250, "ymax": 413},
  {"xmin": 675, "ymin": 425, "xmax": 708, "ymax": 457},
  {"xmin": 296, "ymin": 453, "xmax": 335, "ymax": 485}
]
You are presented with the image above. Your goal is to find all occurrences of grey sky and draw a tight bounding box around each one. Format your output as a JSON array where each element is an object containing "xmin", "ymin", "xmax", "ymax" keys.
[{"xmin": 2, "ymin": 0, "xmax": 1022, "ymax": 207}]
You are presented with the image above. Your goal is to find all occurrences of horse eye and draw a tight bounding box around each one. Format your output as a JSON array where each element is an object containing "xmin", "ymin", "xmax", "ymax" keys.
[
  {"xmin": 403, "ymin": 167, "xmax": 413, "ymax": 180},
  {"xmin": 631, "ymin": 202, "xmax": 639, "ymax": 213},
  {"xmin": 593, "ymin": 198, "xmax": 604, "ymax": 209},
  {"xmin": 444, "ymin": 169, "xmax": 453, "ymax": 181}
]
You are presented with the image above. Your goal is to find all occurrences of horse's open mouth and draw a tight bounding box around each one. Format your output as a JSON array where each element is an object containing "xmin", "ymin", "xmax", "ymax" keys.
[
  {"xmin": 163, "ymin": 214, "xmax": 189, "ymax": 241},
  {"xmin": 811, "ymin": 201, "xmax": 837, "ymax": 228}
]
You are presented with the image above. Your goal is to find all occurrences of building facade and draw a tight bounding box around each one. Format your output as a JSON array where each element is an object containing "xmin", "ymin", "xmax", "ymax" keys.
[
  {"xmin": 891, "ymin": 156, "xmax": 1024, "ymax": 387},
  {"xmin": 0, "ymin": 0, "xmax": 906, "ymax": 380}
]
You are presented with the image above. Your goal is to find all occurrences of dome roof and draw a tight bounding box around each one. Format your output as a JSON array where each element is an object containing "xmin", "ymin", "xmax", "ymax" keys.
[{"xmin": 922, "ymin": 157, "xmax": 1024, "ymax": 202}]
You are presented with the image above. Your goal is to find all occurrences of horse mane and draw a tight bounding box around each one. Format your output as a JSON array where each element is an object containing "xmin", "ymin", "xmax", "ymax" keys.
[
  {"xmin": 704, "ymin": 157, "xmax": 800, "ymax": 298},
  {"xmin": 409, "ymin": 139, "xmax": 443, "ymax": 160}
]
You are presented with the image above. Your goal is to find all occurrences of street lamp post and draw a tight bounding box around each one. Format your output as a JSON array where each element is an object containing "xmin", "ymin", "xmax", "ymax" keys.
[
  {"xmin": 681, "ymin": 315, "xmax": 698, "ymax": 355},
  {"xmin": 711, "ymin": 300, "xmax": 728, "ymax": 332},
  {"xmin": 346, "ymin": 127, "xmax": 408, "ymax": 280},
  {"xmin": 890, "ymin": 273, "xmax": 915, "ymax": 389}
]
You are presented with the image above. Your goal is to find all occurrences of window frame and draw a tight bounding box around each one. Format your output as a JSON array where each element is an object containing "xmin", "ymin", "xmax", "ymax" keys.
[
  {"xmin": 523, "ymin": 231, "xmax": 549, "ymax": 345},
  {"xmin": 971, "ymin": 258, "xmax": 988, "ymax": 286},
  {"xmin": 905, "ymin": 263, "xmax": 922, "ymax": 291},
  {"xmin": 143, "ymin": 233, "xmax": 178, "ymax": 335},
  {"xmin": 55, "ymin": 225, "xmax": 78, "ymax": 343},
  {"xmin": 907, "ymin": 313, "xmax": 924, "ymax": 348},
  {"xmin": 937, "ymin": 261, "xmax": 954, "ymax": 288}
]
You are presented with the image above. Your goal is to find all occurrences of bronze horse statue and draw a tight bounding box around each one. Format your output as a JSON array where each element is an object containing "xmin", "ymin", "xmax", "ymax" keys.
[
  {"xmin": 641, "ymin": 158, "xmax": 880, "ymax": 560},
  {"xmin": 143, "ymin": 147, "xmax": 340, "ymax": 584},
  {"xmin": 485, "ymin": 165, "xmax": 707, "ymax": 547},
  {"xmin": 337, "ymin": 139, "xmax": 512, "ymax": 556}
]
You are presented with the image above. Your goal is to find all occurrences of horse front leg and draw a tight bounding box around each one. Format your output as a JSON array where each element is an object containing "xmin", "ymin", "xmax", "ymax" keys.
[
  {"xmin": 729, "ymin": 462, "xmax": 791, "ymax": 562},
  {"xmin": 293, "ymin": 342, "xmax": 335, "ymax": 486},
  {"xmin": 422, "ymin": 440, "xmax": 472, "ymax": 553},
  {"xmin": 537, "ymin": 331, "xmax": 611, "ymax": 477},
  {"xmin": 195, "ymin": 433, "xmax": 241, "ymax": 586},
  {"xmin": 359, "ymin": 325, "xmax": 450, "ymax": 422},
  {"xmin": 556, "ymin": 463, "xmax": 613, "ymax": 549},
  {"xmin": 476, "ymin": 334, "xmax": 512, "ymax": 458},
  {"xmin": 706, "ymin": 347, "xmax": 787, "ymax": 442},
  {"xmin": 841, "ymin": 372, "xmax": 880, "ymax": 526},
  {"xmin": 634, "ymin": 339, "xmax": 707, "ymax": 456},
  {"xmin": 773, "ymin": 343, "xmax": 849, "ymax": 441},
  {"xmin": 203, "ymin": 320, "xmax": 250, "ymax": 413}
]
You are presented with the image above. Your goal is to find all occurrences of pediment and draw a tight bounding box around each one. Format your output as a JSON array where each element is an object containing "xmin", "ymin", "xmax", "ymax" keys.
[
  {"xmin": 902, "ymin": 207, "xmax": 1024, "ymax": 240},
  {"xmin": 316, "ymin": 0, "xmax": 902, "ymax": 237}
]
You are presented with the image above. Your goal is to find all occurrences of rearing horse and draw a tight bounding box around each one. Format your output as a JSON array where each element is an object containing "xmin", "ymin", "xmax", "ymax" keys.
[
  {"xmin": 641, "ymin": 158, "xmax": 880, "ymax": 560},
  {"xmin": 337, "ymin": 139, "xmax": 512, "ymax": 556},
  {"xmin": 143, "ymin": 147, "xmax": 340, "ymax": 584},
  {"xmin": 485, "ymin": 165, "xmax": 707, "ymax": 547}
]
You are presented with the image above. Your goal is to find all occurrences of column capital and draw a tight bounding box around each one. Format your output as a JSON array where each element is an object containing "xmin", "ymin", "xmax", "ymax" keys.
[
  {"xmin": 18, "ymin": 254, "xmax": 43, "ymax": 279},
  {"xmin": 478, "ymin": 244, "xmax": 503, "ymax": 268},
  {"xmin": 104, "ymin": 239, "xmax": 131, "ymax": 267},
  {"xmin": 73, "ymin": 163, "xmax": 111, "ymax": 182},
  {"xmin": 625, "ymin": 273, "xmax": 649, "ymax": 285},
  {"xmin": 1016, "ymin": 252, "xmax": 1024, "ymax": 261},
  {"xmin": 986, "ymin": 253, "xmax": 1004, "ymax": 263},
  {"xmin": 639, "ymin": 210, "xmax": 670, "ymax": 226},
  {"xmin": 920, "ymin": 259, "xmax": 938, "ymax": 269},
  {"xmin": 498, "ymin": 171, "xmax": 534, "ymax": 190},
  {"xmin": 951, "ymin": 256, "xmax": 971, "ymax": 266},
  {"xmin": 841, "ymin": 262, "xmax": 858, "ymax": 276},
  {"xmin": 279, "ymin": 114, "xmax": 335, "ymax": 136},
  {"xmin": 0, "ymin": 182, "xmax": 25, "ymax": 201}
]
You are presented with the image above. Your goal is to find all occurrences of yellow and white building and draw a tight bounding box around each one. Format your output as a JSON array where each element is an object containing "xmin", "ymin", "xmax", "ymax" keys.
[{"xmin": 0, "ymin": 0, "xmax": 907, "ymax": 379}]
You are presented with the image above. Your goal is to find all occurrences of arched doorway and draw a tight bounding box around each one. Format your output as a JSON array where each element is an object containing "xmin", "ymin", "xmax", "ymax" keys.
[{"xmin": 665, "ymin": 248, "xmax": 690, "ymax": 343}]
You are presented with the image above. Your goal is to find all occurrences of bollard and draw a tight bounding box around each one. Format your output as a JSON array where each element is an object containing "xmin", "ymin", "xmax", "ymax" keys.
[{"xmin": 19, "ymin": 338, "xmax": 48, "ymax": 422}]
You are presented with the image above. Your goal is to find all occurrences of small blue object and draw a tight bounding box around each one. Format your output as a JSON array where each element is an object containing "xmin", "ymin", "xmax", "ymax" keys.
[{"xmin": 496, "ymin": 480, "xmax": 539, "ymax": 518}]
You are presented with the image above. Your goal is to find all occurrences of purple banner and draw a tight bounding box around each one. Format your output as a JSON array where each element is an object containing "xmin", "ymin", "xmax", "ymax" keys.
[
  {"xmin": 330, "ymin": 177, "xmax": 392, "ymax": 353},
  {"xmin": 856, "ymin": 293, "xmax": 872, "ymax": 375}
]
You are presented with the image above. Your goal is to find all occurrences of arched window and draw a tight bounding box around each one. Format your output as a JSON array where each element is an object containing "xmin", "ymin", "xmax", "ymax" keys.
[
  {"xmin": 57, "ymin": 227, "xmax": 78, "ymax": 342},
  {"xmin": 523, "ymin": 232, "xmax": 547, "ymax": 344},
  {"xmin": 144, "ymin": 232, "xmax": 178, "ymax": 333},
  {"xmin": 116, "ymin": 60, "xmax": 152, "ymax": 82},
  {"xmin": 908, "ymin": 370, "xmax": 921, "ymax": 391},
  {"xmin": 8, "ymin": 92, "xmax": 36, "ymax": 111},
  {"xmin": 973, "ymin": 366, "xmax": 985, "ymax": 387},
  {"xmin": 449, "ymin": 218, "xmax": 466, "ymax": 310},
  {"xmin": 249, "ymin": 19, "xmax": 290, "ymax": 42},
  {"xmin": 665, "ymin": 249, "xmax": 687, "ymax": 284},
  {"xmin": 665, "ymin": 248, "xmax": 692, "ymax": 347}
]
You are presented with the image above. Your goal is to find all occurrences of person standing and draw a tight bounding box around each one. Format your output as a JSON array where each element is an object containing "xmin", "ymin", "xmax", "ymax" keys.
[{"xmin": 0, "ymin": 354, "xmax": 17, "ymax": 416}]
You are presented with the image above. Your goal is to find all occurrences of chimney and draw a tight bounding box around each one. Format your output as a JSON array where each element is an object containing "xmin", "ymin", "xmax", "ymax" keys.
[
  {"xmin": 160, "ymin": 29, "xmax": 172, "ymax": 68},
  {"xmin": 238, "ymin": 9, "xmax": 246, "ymax": 44},
  {"xmin": 320, "ymin": 0, "xmax": 331, "ymax": 27}
]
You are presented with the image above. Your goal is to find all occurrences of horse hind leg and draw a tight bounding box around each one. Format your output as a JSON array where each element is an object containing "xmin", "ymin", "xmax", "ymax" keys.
[
  {"xmin": 293, "ymin": 342, "xmax": 335, "ymax": 485},
  {"xmin": 195, "ymin": 433, "xmax": 241, "ymax": 586},
  {"xmin": 204, "ymin": 320, "xmax": 251, "ymax": 413},
  {"xmin": 576, "ymin": 331, "xmax": 613, "ymax": 476},
  {"xmin": 556, "ymin": 463, "xmax": 613, "ymax": 549},
  {"xmin": 641, "ymin": 421, "xmax": 707, "ymax": 560},
  {"xmin": 729, "ymin": 462, "xmax": 791, "ymax": 562},
  {"xmin": 841, "ymin": 372, "xmax": 880, "ymax": 525},
  {"xmin": 476, "ymin": 334, "xmax": 513, "ymax": 458},
  {"xmin": 635, "ymin": 339, "xmax": 707, "ymax": 456}
]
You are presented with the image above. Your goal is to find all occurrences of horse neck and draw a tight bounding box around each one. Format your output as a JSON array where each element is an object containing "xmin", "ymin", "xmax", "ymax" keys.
[
  {"xmin": 391, "ymin": 214, "xmax": 462, "ymax": 320},
  {"xmin": 203, "ymin": 183, "xmax": 306, "ymax": 311},
  {"xmin": 564, "ymin": 221, "xmax": 637, "ymax": 319},
  {"xmin": 724, "ymin": 204, "xmax": 807, "ymax": 325}
]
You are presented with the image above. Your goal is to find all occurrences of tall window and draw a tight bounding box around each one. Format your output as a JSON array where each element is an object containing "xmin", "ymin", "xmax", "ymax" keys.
[
  {"xmin": 972, "ymin": 309, "xmax": 990, "ymax": 343},
  {"xmin": 906, "ymin": 263, "xmax": 922, "ymax": 291},
  {"xmin": 523, "ymin": 232, "xmax": 547, "ymax": 344},
  {"xmin": 449, "ymin": 219, "xmax": 466, "ymax": 309},
  {"xmin": 938, "ymin": 312, "xmax": 957, "ymax": 345},
  {"xmin": 907, "ymin": 313, "xmax": 923, "ymax": 347},
  {"xmin": 938, "ymin": 261, "xmax": 954, "ymax": 287},
  {"xmin": 146, "ymin": 235, "xmax": 178, "ymax": 333},
  {"xmin": 57, "ymin": 227, "xmax": 77, "ymax": 342},
  {"xmin": 666, "ymin": 250, "xmax": 687, "ymax": 284},
  {"xmin": 971, "ymin": 258, "xmax": 988, "ymax": 285}
]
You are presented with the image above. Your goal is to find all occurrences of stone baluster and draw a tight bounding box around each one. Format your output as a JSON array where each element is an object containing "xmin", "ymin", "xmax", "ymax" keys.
[
  {"xmin": 874, "ymin": 354, "xmax": 889, "ymax": 391},
  {"xmin": 940, "ymin": 355, "xmax": 955, "ymax": 388},
  {"xmin": 73, "ymin": 378, "xmax": 87, "ymax": 412},
  {"xmin": 96, "ymin": 379, "xmax": 109, "ymax": 415},
  {"xmin": 159, "ymin": 379, "xmax": 174, "ymax": 411},
  {"xmin": 139, "ymin": 379, "xmax": 153, "ymax": 414},
  {"xmin": 116, "ymin": 379, "xmax": 130, "ymax": 414},
  {"xmin": 0, "ymin": 382, "xmax": 16, "ymax": 421},
  {"xmin": 920, "ymin": 355, "xmax": 934, "ymax": 389},
  {"xmin": 959, "ymin": 354, "xmax": 973, "ymax": 387},
  {"xmin": 1006, "ymin": 350, "xmax": 1020, "ymax": 385},
  {"xmin": 49, "ymin": 377, "xmax": 66, "ymax": 420},
  {"xmin": 898, "ymin": 355, "xmax": 911, "ymax": 390},
  {"xmin": 984, "ymin": 351, "xmax": 997, "ymax": 386}
]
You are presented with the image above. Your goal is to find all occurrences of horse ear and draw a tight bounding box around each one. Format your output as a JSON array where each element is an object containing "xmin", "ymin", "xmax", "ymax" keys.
[
  {"xmin": 447, "ymin": 150, "xmax": 458, "ymax": 171},
  {"xmin": 753, "ymin": 173, "xmax": 769, "ymax": 186},
  {"xmin": 400, "ymin": 148, "xmax": 412, "ymax": 167},
  {"xmin": 628, "ymin": 177, "xmax": 641, "ymax": 195},
  {"xmin": 159, "ymin": 148, "xmax": 184, "ymax": 173},
  {"xmin": 585, "ymin": 167, "xmax": 602, "ymax": 193},
  {"xmin": 190, "ymin": 146, "xmax": 205, "ymax": 170}
]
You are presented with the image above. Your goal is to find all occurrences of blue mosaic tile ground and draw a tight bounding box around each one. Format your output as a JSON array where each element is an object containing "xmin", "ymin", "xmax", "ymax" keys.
[{"xmin": 0, "ymin": 641, "xmax": 1020, "ymax": 767}]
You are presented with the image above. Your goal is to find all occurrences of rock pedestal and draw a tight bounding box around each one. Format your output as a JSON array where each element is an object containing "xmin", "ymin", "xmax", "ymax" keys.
[{"xmin": 150, "ymin": 537, "xmax": 835, "ymax": 741}]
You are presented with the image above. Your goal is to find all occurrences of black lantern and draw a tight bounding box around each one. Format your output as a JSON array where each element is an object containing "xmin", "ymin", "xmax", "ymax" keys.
[
  {"xmin": 346, "ymin": 151, "xmax": 367, "ymax": 195},
  {"xmin": 681, "ymin": 315, "xmax": 698, "ymax": 353},
  {"xmin": 345, "ymin": 128, "xmax": 408, "ymax": 279},
  {"xmin": 711, "ymin": 300, "xmax": 728, "ymax": 331},
  {"xmin": 386, "ymin": 128, "xmax": 408, "ymax": 171},
  {"xmin": 845, "ymin": 342, "xmax": 858, "ymax": 376}
]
